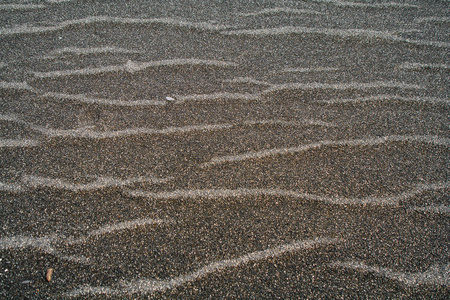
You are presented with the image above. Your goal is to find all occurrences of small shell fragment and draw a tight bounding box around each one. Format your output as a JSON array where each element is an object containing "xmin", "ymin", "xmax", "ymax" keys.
[
  {"xmin": 165, "ymin": 96, "xmax": 176, "ymax": 102},
  {"xmin": 45, "ymin": 268, "xmax": 54, "ymax": 282}
]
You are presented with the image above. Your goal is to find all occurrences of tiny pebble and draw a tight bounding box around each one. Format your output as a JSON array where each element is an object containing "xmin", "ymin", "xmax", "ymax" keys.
[
  {"xmin": 45, "ymin": 268, "xmax": 53, "ymax": 282},
  {"xmin": 21, "ymin": 280, "xmax": 32, "ymax": 284},
  {"xmin": 165, "ymin": 96, "xmax": 175, "ymax": 102}
]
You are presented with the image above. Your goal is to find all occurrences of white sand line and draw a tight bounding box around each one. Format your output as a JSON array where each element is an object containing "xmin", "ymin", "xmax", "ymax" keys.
[
  {"xmin": 391, "ymin": 37, "xmax": 450, "ymax": 48},
  {"xmin": 330, "ymin": 260, "xmax": 450, "ymax": 287},
  {"xmin": 202, "ymin": 135, "xmax": 450, "ymax": 167},
  {"xmin": 66, "ymin": 237, "xmax": 342, "ymax": 297},
  {"xmin": 31, "ymin": 123, "xmax": 234, "ymax": 139},
  {"xmin": 322, "ymin": 95, "xmax": 450, "ymax": 106},
  {"xmin": 243, "ymin": 119, "xmax": 335, "ymax": 127},
  {"xmin": 0, "ymin": 113, "xmax": 22, "ymax": 123},
  {"xmin": 0, "ymin": 139, "xmax": 39, "ymax": 148},
  {"xmin": 67, "ymin": 218, "xmax": 174, "ymax": 244},
  {"xmin": 45, "ymin": 46, "xmax": 143, "ymax": 57},
  {"xmin": 41, "ymin": 92, "xmax": 167, "ymax": 106},
  {"xmin": 176, "ymin": 92, "xmax": 260, "ymax": 103},
  {"xmin": 0, "ymin": 235, "xmax": 56, "ymax": 253},
  {"xmin": 0, "ymin": 81, "xmax": 34, "ymax": 91},
  {"xmin": 0, "ymin": 16, "xmax": 232, "ymax": 37},
  {"xmin": 0, "ymin": 181, "xmax": 26, "ymax": 193},
  {"xmin": 9, "ymin": 112, "xmax": 329, "ymax": 140},
  {"xmin": 410, "ymin": 204, "xmax": 450, "ymax": 215},
  {"xmin": 46, "ymin": 0, "xmax": 79, "ymax": 3},
  {"xmin": 21, "ymin": 175, "xmax": 171, "ymax": 192},
  {"xmin": 262, "ymin": 81, "xmax": 423, "ymax": 95},
  {"xmin": 85, "ymin": 218, "xmax": 173, "ymax": 238},
  {"xmin": 0, "ymin": 217, "xmax": 172, "ymax": 263},
  {"xmin": 415, "ymin": 17, "xmax": 450, "ymax": 24},
  {"xmin": 221, "ymin": 77, "xmax": 273, "ymax": 86},
  {"xmin": 222, "ymin": 26, "xmax": 400, "ymax": 39},
  {"xmin": 31, "ymin": 58, "xmax": 237, "ymax": 79},
  {"xmin": 275, "ymin": 67, "xmax": 340, "ymax": 74},
  {"xmin": 0, "ymin": 113, "xmax": 43, "ymax": 132},
  {"xmin": 57, "ymin": 255, "xmax": 90, "ymax": 264},
  {"xmin": 397, "ymin": 62, "xmax": 450, "ymax": 71},
  {"xmin": 30, "ymin": 119, "xmax": 331, "ymax": 140},
  {"xmin": 222, "ymin": 27, "xmax": 449, "ymax": 48},
  {"xmin": 0, "ymin": 4, "xmax": 46, "ymax": 11},
  {"xmin": 0, "ymin": 235, "xmax": 87, "ymax": 263},
  {"xmin": 124, "ymin": 182, "xmax": 449, "ymax": 206},
  {"xmin": 238, "ymin": 7, "xmax": 325, "ymax": 17},
  {"xmin": 312, "ymin": 0, "xmax": 419, "ymax": 9}
]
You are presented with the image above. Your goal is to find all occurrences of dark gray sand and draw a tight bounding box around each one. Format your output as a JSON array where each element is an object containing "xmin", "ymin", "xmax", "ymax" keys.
[{"xmin": 0, "ymin": 0, "xmax": 449, "ymax": 298}]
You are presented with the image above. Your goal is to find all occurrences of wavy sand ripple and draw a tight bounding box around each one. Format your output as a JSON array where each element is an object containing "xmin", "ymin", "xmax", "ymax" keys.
[
  {"xmin": 41, "ymin": 92, "xmax": 167, "ymax": 107},
  {"xmin": 276, "ymin": 67, "xmax": 340, "ymax": 74},
  {"xmin": 330, "ymin": 260, "xmax": 450, "ymax": 287},
  {"xmin": 398, "ymin": 62, "xmax": 450, "ymax": 71},
  {"xmin": 410, "ymin": 205, "xmax": 450, "ymax": 215},
  {"xmin": 0, "ymin": 181, "xmax": 26, "ymax": 193},
  {"xmin": 31, "ymin": 119, "xmax": 334, "ymax": 139},
  {"xmin": 21, "ymin": 175, "xmax": 171, "ymax": 192},
  {"xmin": 31, "ymin": 59, "xmax": 238, "ymax": 79},
  {"xmin": 0, "ymin": 16, "xmax": 232, "ymax": 37},
  {"xmin": 203, "ymin": 135, "xmax": 450, "ymax": 167},
  {"xmin": 176, "ymin": 92, "xmax": 260, "ymax": 103},
  {"xmin": 0, "ymin": 139, "xmax": 39, "ymax": 148},
  {"xmin": 262, "ymin": 82, "xmax": 423, "ymax": 96},
  {"xmin": 323, "ymin": 95, "xmax": 450, "ymax": 106},
  {"xmin": 238, "ymin": 7, "xmax": 325, "ymax": 17},
  {"xmin": 314, "ymin": 0, "xmax": 419, "ymax": 9},
  {"xmin": 0, "ymin": 235, "xmax": 87, "ymax": 263},
  {"xmin": 0, "ymin": 81, "xmax": 34, "ymax": 91},
  {"xmin": 0, "ymin": 218, "xmax": 172, "ymax": 263},
  {"xmin": 0, "ymin": 4, "xmax": 46, "ymax": 11},
  {"xmin": 221, "ymin": 77, "xmax": 272, "ymax": 86},
  {"xmin": 66, "ymin": 218, "xmax": 174, "ymax": 244},
  {"xmin": 222, "ymin": 26, "xmax": 449, "ymax": 48},
  {"xmin": 66, "ymin": 237, "xmax": 342, "ymax": 297},
  {"xmin": 415, "ymin": 17, "xmax": 450, "ymax": 24},
  {"xmin": 31, "ymin": 124, "xmax": 234, "ymax": 139},
  {"xmin": 124, "ymin": 182, "xmax": 449, "ymax": 206}
]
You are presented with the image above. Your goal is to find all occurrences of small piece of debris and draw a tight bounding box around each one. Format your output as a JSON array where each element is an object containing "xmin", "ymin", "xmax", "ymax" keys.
[
  {"xmin": 45, "ymin": 268, "xmax": 54, "ymax": 282},
  {"xmin": 165, "ymin": 96, "xmax": 176, "ymax": 102},
  {"xmin": 21, "ymin": 280, "xmax": 32, "ymax": 284}
]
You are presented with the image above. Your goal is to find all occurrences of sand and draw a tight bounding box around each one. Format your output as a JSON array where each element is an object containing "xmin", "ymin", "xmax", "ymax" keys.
[{"xmin": 0, "ymin": 0, "xmax": 449, "ymax": 298}]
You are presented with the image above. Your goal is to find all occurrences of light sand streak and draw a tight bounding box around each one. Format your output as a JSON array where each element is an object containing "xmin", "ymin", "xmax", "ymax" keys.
[
  {"xmin": 238, "ymin": 7, "xmax": 325, "ymax": 17},
  {"xmin": 124, "ymin": 182, "xmax": 450, "ymax": 206},
  {"xmin": 66, "ymin": 237, "xmax": 342, "ymax": 297},
  {"xmin": 0, "ymin": 139, "xmax": 39, "ymax": 148},
  {"xmin": 202, "ymin": 135, "xmax": 450, "ymax": 167},
  {"xmin": 31, "ymin": 59, "xmax": 237, "ymax": 78},
  {"xmin": 0, "ymin": 16, "xmax": 232, "ymax": 37},
  {"xmin": 41, "ymin": 92, "xmax": 167, "ymax": 106},
  {"xmin": 322, "ymin": 95, "xmax": 450, "ymax": 106},
  {"xmin": 21, "ymin": 175, "xmax": 171, "ymax": 192},
  {"xmin": 330, "ymin": 260, "xmax": 450, "ymax": 287},
  {"xmin": 222, "ymin": 27, "xmax": 449, "ymax": 48}
]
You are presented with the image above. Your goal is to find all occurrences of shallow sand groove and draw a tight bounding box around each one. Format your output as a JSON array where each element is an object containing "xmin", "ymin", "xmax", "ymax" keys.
[{"xmin": 0, "ymin": 0, "xmax": 449, "ymax": 298}]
